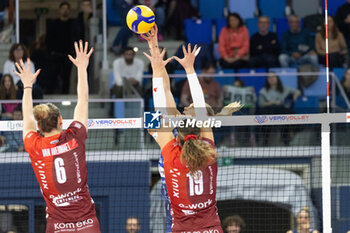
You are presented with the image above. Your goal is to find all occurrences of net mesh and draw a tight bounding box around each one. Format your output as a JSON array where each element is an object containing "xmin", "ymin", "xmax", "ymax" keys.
[{"xmin": 0, "ymin": 114, "xmax": 329, "ymax": 233}]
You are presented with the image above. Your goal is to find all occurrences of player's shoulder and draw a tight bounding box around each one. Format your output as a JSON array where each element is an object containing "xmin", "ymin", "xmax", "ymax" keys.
[{"xmin": 24, "ymin": 131, "xmax": 41, "ymax": 143}]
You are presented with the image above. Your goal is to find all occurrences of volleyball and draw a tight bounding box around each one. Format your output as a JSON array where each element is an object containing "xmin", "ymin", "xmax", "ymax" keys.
[{"xmin": 126, "ymin": 5, "xmax": 155, "ymax": 34}]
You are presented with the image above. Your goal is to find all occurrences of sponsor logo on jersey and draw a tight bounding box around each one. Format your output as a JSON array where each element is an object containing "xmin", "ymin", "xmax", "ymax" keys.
[
  {"xmin": 180, "ymin": 230, "xmax": 220, "ymax": 233},
  {"xmin": 34, "ymin": 160, "xmax": 49, "ymax": 190},
  {"xmin": 170, "ymin": 168, "xmax": 180, "ymax": 198},
  {"xmin": 179, "ymin": 199, "xmax": 213, "ymax": 210},
  {"xmin": 54, "ymin": 218, "xmax": 94, "ymax": 231},
  {"xmin": 50, "ymin": 188, "xmax": 83, "ymax": 207},
  {"xmin": 41, "ymin": 139, "xmax": 78, "ymax": 157}
]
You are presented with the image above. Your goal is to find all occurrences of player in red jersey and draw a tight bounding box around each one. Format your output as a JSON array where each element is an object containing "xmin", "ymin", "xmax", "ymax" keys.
[
  {"xmin": 144, "ymin": 32, "xmax": 224, "ymax": 233},
  {"xmin": 17, "ymin": 41, "xmax": 100, "ymax": 233}
]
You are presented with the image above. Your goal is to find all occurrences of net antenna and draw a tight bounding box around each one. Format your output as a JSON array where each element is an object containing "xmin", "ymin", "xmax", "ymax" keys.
[{"xmin": 323, "ymin": 0, "xmax": 332, "ymax": 232}]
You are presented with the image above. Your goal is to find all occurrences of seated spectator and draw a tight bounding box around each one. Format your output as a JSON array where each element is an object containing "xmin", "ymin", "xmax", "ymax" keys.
[
  {"xmin": 0, "ymin": 74, "xmax": 18, "ymax": 120},
  {"xmin": 315, "ymin": 16, "xmax": 348, "ymax": 69},
  {"xmin": 3, "ymin": 43, "xmax": 42, "ymax": 99},
  {"xmin": 259, "ymin": 72, "xmax": 300, "ymax": 112},
  {"xmin": 224, "ymin": 79, "xmax": 256, "ymax": 147},
  {"xmin": 180, "ymin": 62, "xmax": 222, "ymax": 111},
  {"xmin": 111, "ymin": 47, "xmax": 144, "ymax": 98},
  {"xmin": 286, "ymin": 207, "xmax": 319, "ymax": 233},
  {"xmin": 218, "ymin": 13, "xmax": 249, "ymax": 70},
  {"xmin": 279, "ymin": 15, "xmax": 318, "ymax": 68},
  {"xmin": 3, "ymin": 43, "xmax": 35, "ymax": 87},
  {"xmin": 0, "ymin": 106, "xmax": 24, "ymax": 152},
  {"xmin": 125, "ymin": 216, "xmax": 140, "ymax": 233},
  {"xmin": 258, "ymin": 72, "xmax": 300, "ymax": 145},
  {"xmin": 223, "ymin": 215, "xmax": 246, "ymax": 233},
  {"xmin": 341, "ymin": 68, "xmax": 350, "ymax": 101},
  {"xmin": 335, "ymin": 0, "xmax": 350, "ymax": 50},
  {"xmin": 249, "ymin": 16, "xmax": 279, "ymax": 68}
]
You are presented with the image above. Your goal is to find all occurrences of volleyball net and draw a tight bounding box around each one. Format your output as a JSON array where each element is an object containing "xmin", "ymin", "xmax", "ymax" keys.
[
  {"xmin": 0, "ymin": 69, "xmax": 350, "ymax": 233},
  {"xmin": 1, "ymin": 108, "xmax": 350, "ymax": 233}
]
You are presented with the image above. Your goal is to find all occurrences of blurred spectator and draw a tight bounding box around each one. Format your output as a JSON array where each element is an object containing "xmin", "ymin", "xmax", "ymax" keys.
[
  {"xmin": 30, "ymin": 35, "xmax": 55, "ymax": 94},
  {"xmin": 286, "ymin": 208, "xmax": 319, "ymax": 233},
  {"xmin": 249, "ymin": 16, "xmax": 280, "ymax": 68},
  {"xmin": 225, "ymin": 79, "xmax": 256, "ymax": 147},
  {"xmin": 138, "ymin": 0, "xmax": 166, "ymax": 40},
  {"xmin": 110, "ymin": 0, "xmax": 134, "ymax": 55},
  {"xmin": 125, "ymin": 216, "xmax": 140, "ymax": 233},
  {"xmin": 77, "ymin": 0, "xmax": 93, "ymax": 41},
  {"xmin": 46, "ymin": 1, "xmax": 80, "ymax": 94},
  {"xmin": 315, "ymin": 16, "xmax": 348, "ymax": 69},
  {"xmin": 166, "ymin": 0, "xmax": 199, "ymax": 40},
  {"xmin": 279, "ymin": 15, "xmax": 318, "ymax": 68},
  {"xmin": 3, "ymin": 43, "xmax": 35, "ymax": 87},
  {"xmin": 0, "ymin": 74, "xmax": 18, "ymax": 120},
  {"xmin": 258, "ymin": 72, "xmax": 300, "ymax": 111},
  {"xmin": 258, "ymin": 73, "xmax": 300, "ymax": 145},
  {"xmin": 218, "ymin": 13, "xmax": 249, "ymax": 70},
  {"xmin": 111, "ymin": 47, "xmax": 144, "ymax": 97},
  {"xmin": 180, "ymin": 62, "xmax": 222, "ymax": 111},
  {"xmin": 0, "ymin": 106, "xmax": 24, "ymax": 152},
  {"xmin": 223, "ymin": 215, "xmax": 246, "ymax": 233},
  {"xmin": 341, "ymin": 68, "xmax": 350, "ymax": 100},
  {"xmin": 335, "ymin": 0, "xmax": 350, "ymax": 47}
]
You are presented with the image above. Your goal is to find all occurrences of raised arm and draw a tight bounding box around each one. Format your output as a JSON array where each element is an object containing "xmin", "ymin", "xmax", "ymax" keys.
[
  {"xmin": 68, "ymin": 40, "xmax": 94, "ymax": 131},
  {"xmin": 141, "ymin": 25, "xmax": 180, "ymax": 116},
  {"xmin": 14, "ymin": 58, "xmax": 41, "ymax": 140},
  {"xmin": 173, "ymin": 44, "xmax": 214, "ymax": 141}
]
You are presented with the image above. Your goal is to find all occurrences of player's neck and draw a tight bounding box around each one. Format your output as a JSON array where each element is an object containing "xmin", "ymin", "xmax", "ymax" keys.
[{"xmin": 43, "ymin": 129, "xmax": 62, "ymax": 137}]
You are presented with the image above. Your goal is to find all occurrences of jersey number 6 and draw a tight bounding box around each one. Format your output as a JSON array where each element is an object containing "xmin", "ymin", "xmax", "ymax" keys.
[{"xmin": 54, "ymin": 158, "xmax": 67, "ymax": 184}]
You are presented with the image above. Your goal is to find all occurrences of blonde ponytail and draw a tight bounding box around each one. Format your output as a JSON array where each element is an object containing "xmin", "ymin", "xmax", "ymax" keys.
[{"xmin": 181, "ymin": 138, "xmax": 216, "ymax": 175}]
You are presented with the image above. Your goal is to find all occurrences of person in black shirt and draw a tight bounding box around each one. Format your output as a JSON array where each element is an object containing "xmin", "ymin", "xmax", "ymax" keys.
[
  {"xmin": 249, "ymin": 16, "xmax": 280, "ymax": 68},
  {"xmin": 46, "ymin": 1, "xmax": 80, "ymax": 94},
  {"xmin": 336, "ymin": 0, "xmax": 350, "ymax": 42}
]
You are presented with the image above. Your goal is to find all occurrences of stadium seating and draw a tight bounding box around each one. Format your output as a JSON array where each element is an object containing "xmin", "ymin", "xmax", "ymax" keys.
[
  {"xmin": 245, "ymin": 18, "xmax": 273, "ymax": 37},
  {"xmin": 214, "ymin": 18, "xmax": 227, "ymax": 41},
  {"xmin": 228, "ymin": 0, "xmax": 256, "ymax": 19},
  {"xmin": 333, "ymin": 67, "xmax": 346, "ymax": 82},
  {"xmin": 323, "ymin": 0, "xmax": 344, "ymax": 16},
  {"xmin": 185, "ymin": 19, "xmax": 212, "ymax": 44},
  {"xmin": 215, "ymin": 69, "xmax": 235, "ymax": 88},
  {"xmin": 269, "ymin": 68, "xmax": 298, "ymax": 89},
  {"xmin": 258, "ymin": 0, "xmax": 286, "ymax": 18},
  {"xmin": 302, "ymin": 68, "xmax": 327, "ymax": 98},
  {"xmin": 106, "ymin": 0, "xmax": 121, "ymax": 26},
  {"xmin": 213, "ymin": 43, "xmax": 221, "ymax": 60},
  {"xmin": 294, "ymin": 96, "xmax": 319, "ymax": 113},
  {"xmin": 237, "ymin": 68, "xmax": 267, "ymax": 96},
  {"xmin": 198, "ymin": 0, "xmax": 225, "ymax": 19}
]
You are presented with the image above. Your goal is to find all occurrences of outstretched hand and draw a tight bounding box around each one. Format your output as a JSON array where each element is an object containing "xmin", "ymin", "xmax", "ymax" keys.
[
  {"xmin": 173, "ymin": 44, "xmax": 200, "ymax": 71},
  {"xmin": 144, "ymin": 48, "xmax": 172, "ymax": 75},
  {"xmin": 68, "ymin": 40, "xmax": 94, "ymax": 69},
  {"xmin": 14, "ymin": 58, "xmax": 41, "ymax": 88},
  {"xmin": 141, "ymin": 24, "xmax": 158, "ymax": 50}
]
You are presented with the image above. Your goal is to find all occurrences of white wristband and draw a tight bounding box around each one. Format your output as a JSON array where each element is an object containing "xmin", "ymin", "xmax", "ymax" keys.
[
  {"xmin": 187, "ymin": 73, "xmax": 207, "ymax": 119},
  {"xmin": 152, "ymin": 77, "xmax": 167, "ymax": 113}
]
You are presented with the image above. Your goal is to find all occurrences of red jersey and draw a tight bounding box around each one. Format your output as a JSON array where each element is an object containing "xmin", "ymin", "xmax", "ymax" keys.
[
  {"xmin": 24, "ymin": 121, "xmax": 96, "ymax": 223},
  {"xmin": 162, "ymin": 138, "xmax": 222, "ymax": 232}
]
